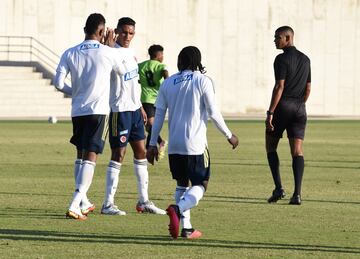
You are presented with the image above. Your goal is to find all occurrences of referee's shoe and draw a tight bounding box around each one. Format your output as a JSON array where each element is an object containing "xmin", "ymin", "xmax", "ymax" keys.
[{"xmin": 267, "ymin": 189, "xmax": 285, "ymax": 203}]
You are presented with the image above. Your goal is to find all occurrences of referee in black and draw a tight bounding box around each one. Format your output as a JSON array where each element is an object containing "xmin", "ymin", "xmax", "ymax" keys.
[{"xmin": 265, "ymin": 26, "xmax": 311, "ymax": 205}]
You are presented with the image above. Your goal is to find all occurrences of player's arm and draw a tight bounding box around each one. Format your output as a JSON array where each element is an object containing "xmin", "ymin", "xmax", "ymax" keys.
[
  {"xmin": 140, "ymin": 106, "xmax": 148, "ymax": 125},
  {"xmin": 267, "ymin": 79, "xmax": 285, "ymax": 113},
  {"xmin": 265, "ymin": 79, "xmax": 284, "ymax": 132},
  {"xmin": 304, "ymin": 82, "xmax": 311, "ymax": 103},
  {"xmin": 304, "ymin": 65, "xmax": 311, "ymax": 103},
  {"xmin": 147, "ymin": 107, "xmax": 166, "ymax": 165},
  {"xmin": 54, "ymin": 53, "xmax": 72, "ymax": 96},
  {"xmin": 162, "ymin": 69, "xmax": 169, "ymax": 79},
  {"xmin": 147, "ymin": 87, "xmax": 168, "ymax": 164},
  {"xmin": 203, "ymin": 79, "xmax": 238, "ymax": 149},
  {"xmin": 266, "ymin": 56, "xmax": 286, "ymax": 132}
]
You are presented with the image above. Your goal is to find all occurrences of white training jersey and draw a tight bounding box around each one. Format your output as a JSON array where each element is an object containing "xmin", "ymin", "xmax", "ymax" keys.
[
  {"xmin": 155, "ymin": 70, "xmax": 232, "ymax": 155},
  {"xmin": 56, "ymin": 40, "xmax": 124, "ymax": 117},
  {"xmin": 110, "ymin": 44, "xmax": 142, "ymax": 112}
]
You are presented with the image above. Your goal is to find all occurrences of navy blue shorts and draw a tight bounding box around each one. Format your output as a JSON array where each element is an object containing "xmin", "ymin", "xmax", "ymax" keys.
[
  {"xmin": 109, "ymin": 109, "xmax": 146, "ymax": 149},
  {"xmin": 168, "ymin": 148, "xmax": 211, "ymax": 186},
  {"xmin": 269, "ymin": 98, "xmax": 307, "ymax": 139},
  {"xmin": 70, "ymin": 114, "xmax": 108, "ymax": 154}
]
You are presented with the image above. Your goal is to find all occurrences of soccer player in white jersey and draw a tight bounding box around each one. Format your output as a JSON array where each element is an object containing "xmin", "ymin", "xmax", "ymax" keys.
[
  {"xmin": 54, "ymin": 13, "xmax": 124, "ymax": 220},
  {"xmin": 101, "ymin": 17, "xmax": 165, "ymax": 215},
  {"xmin": 147, "ymin": 46, "xmax": 239, "ymax": 239}
]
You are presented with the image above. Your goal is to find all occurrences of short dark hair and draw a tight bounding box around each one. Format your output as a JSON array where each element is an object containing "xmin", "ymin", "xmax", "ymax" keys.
[
  {"xmin": 117, "ymin": 17, "xmax": 136, "ymax": 29},
  {"xmin": 276, "ymin": 26, "xmax": 294, "ymax": 35},
  {"xmin": 177, "ymin": 46, "xmax": 206, "ymax": 74},
  {"xmin": 148, "ymin": 45, "xmax": 164, "ymax": 59},
  {"xmin": 84, "ymin": 13, "xmax": 106, "ymax": 35}
]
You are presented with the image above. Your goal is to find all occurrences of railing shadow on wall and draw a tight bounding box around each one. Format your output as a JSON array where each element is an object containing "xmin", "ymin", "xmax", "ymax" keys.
[{"xmin": 0, "ymin": 36, "xmax": 70, "ymax": 91}]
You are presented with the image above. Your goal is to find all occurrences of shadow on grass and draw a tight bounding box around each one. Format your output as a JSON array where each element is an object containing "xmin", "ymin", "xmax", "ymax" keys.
[
  {"xmin": 212, "ymin": 161, "xmax": 360, "ymax": 170},
  {"xmin": 204, "ymin": 195, "xmax": 360, "ymax": 205},
  {"xmin": 0, "ymin": 229, "xmax": 359, "ymax": 254}
]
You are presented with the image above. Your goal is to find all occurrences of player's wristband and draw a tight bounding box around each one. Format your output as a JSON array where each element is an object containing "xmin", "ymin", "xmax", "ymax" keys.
[{"xmin": 266, "ymin": 110, "xmax": 274, "ymax": 116}]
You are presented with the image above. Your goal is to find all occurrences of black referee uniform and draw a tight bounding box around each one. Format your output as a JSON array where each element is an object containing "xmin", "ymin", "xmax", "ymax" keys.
[{"xmin": 271, "ymin": 46, "xmax": 311, "ymax": 139}]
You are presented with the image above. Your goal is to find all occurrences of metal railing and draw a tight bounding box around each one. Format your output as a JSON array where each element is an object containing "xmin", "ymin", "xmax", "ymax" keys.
[{"xmin": 0, "ymin": 36, "xmax": 60, "ymax": 74}]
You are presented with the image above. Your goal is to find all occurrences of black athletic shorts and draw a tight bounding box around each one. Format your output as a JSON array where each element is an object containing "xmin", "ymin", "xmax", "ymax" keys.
[
  {"xmin": 142, "ymin": 103, "xmax": 156, "ymax": 118},
  {"xmin": 109, "ymin": 109, "xmax": 146, "ymax": 149},
  {"xmin": 269, "ymin": 98, "xmax": 307, "ymax": 139},
  {"xmin": 168, "ymin": 148, "xmax": 210, "ymax": 186},
  {"xmin": 70, "ymin": 114, "xmax": 108, "ymax": 154}
]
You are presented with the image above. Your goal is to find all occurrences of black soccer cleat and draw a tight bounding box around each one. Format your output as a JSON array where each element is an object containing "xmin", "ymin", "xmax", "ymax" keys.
[
  {"xmin": 267, "ymin": 188, "xmax": 286, "ymax": 203},
  {"xmin": 289, "ymin": 194, "xmax": 301, "ymax": 205}
]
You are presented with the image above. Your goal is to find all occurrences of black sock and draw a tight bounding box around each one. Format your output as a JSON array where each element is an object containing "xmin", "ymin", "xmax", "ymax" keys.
[
  {"xmin": 267, "ymin": 152, "xmax": 282, "ymax": 190},
  {"xmin": 146, "ymin": 127, "xmax": 152, "ymax": 149},
  {"xmin": 292, "ymin": 156, "xmax": 304, "ymax": 196}
]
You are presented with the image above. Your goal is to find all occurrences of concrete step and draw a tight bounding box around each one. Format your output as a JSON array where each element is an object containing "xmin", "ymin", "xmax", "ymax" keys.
[
  {"xmin": 0, "ymin": 66, "xmax": 35, "ymax": 73},
  {"xmin": 0, "ymin": 72, "xmax": 43, "ymax": 79},
  {"xmin": 0, "ymin": 87, "xmax": 61, "ymax": 94},
  {"xmin": 0, "ymin": 65, "xmax": 71, "ymax": 118},
  {"xmin": 0, "ymin": 78, "xmax": 51, "ymax": 85}
]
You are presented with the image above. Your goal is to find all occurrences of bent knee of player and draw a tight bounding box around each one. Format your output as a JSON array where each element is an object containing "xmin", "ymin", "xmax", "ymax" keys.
[
  {"xmin": 111, "ymin": 147, "xmax": 126, "ymax": 163},
  {"xmin": 201, "ymin": 180, "xmax": 209, "ymax": 191}
]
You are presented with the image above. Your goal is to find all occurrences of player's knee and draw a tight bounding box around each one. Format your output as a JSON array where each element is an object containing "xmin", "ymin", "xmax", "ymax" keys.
[
  {"xmin": 177, "ymin": 179, "xmax": 190, "ymax": 187},
  {"xmin": 201, "ymin": 180, "xmax": 208, "ymax": 191},
  {"xmin": 111, "ymin": 148, "xmax": 126, "ymax": 163}
]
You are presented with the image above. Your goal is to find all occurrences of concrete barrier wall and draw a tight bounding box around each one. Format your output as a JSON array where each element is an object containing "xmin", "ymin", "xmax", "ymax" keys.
[{"xmin": 1, "ymin": 0, "xmax": 359, "ymax": 116}]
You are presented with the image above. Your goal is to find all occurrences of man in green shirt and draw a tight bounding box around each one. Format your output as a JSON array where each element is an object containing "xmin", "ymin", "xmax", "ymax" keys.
[{"xmin": 139, "ymin": 44, "xmax": 169, "ymax": 157}]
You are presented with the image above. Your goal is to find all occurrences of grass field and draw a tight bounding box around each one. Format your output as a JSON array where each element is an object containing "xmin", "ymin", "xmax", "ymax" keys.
[{"xmin": 0, "ymin": 120, "xmax": 359, "ymax": 258}]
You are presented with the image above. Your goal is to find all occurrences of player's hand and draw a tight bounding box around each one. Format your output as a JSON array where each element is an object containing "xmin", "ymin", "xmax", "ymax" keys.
[
  {"xmin": 104, "ymin": 28, "xmax": 118, "ymax": 47},
  {"xmin": 146, "ymin": 145, "xmax": 159, "ymax": 165},
  {"xmin": 265, "ymin": 115, "xmax": 274, "ymax": 132},
  {"xmin": 228, "ymin": 134, "xmax": 239, "ymax": 149},
  {"xmin": 141, "ymin": 107, "xmax": 148, "ymax": 125}
]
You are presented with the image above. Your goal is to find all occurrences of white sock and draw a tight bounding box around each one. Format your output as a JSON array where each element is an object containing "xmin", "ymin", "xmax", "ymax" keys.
[
  {"xmin": 104, "ymin": 160, "xmax": 121, "ymax": 206},
  {"xmin": 74, "ymin": 159, "xmax": 82, "ymax": 189},
  {"xmin": 74, "ymin": 159, "xmax": 90, "ymax": 207},
  {"xmin": 175, "ymin": 186, "xmax": 192, "ymax": 229},
  {"xmin": 134, "ymin": 158, "xmax": 149, "ymax": 203},
  {"xmin": 177, "ymin": 185, "xmax": 205, "ymax": 214},
  {"xmin": 69, "ymin": 160, "xmax": 96, "ymax": 211}
]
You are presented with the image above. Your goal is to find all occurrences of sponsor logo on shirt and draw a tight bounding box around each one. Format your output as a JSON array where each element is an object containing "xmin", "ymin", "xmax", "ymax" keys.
[
  {"xmin": 124, "ymin": 68, "xmax": 138, "ymax": 81},
  {"xmin": 174, "ymin": 74, "xmax": 193, "ymax": 85},
  {"xmin": 80, "ymin": 43, "xmax": 100, "ymax": 50}
]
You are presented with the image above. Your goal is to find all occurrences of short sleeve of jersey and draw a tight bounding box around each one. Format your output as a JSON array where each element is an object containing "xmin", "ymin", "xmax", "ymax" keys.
[
  {"xmin": 56, "ymin": 51, "xmax": 69, "ymax": 74},
  {"xmin": 154, "ymin": 82, "xmax": 167, "ymax": 110},
  {"xmin": 274, "ymin": 55, "xmax": 287, "ymax": 80}
]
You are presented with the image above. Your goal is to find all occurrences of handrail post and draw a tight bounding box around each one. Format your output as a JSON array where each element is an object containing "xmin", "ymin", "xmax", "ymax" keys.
[
  {"xmin": 7, "ymin": 36, "xmax": 10, "ymax": 61},
  {"xmin": 30, "ymin": 37, "xmax": 32, "ymax": 62}
]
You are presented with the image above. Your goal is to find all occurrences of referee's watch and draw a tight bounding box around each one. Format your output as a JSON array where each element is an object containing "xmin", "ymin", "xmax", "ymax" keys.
[{"xmin": 266, "ymin": 110, "xmax": 274, "ymax": 116}]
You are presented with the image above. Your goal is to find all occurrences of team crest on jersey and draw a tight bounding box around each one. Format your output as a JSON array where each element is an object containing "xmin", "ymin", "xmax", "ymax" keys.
[
  {"xmin": 124, "ymin": 68, "xmax": 138, "ymax": 81},
  {"xmin": 120, "ymin": 136, "xmax": 127, "ymax": 143},
  {"xmin": 80, "ymin": 43, "xmax": 100, "ymax": 50},
  {"xmin": 174, "ymin": 74, "xmax": 193, "ymax": 85}
]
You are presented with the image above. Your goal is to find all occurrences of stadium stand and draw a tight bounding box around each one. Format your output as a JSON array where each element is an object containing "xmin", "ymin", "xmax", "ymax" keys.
[{"xmin": 0, "ymin": 36, "xmax": 70, "ymax": 119}]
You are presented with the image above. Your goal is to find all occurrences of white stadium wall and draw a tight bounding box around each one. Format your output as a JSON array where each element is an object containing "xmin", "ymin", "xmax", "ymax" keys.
[{"xmin": 1, "ymin": 0, "xmax": 359, "ymax": 116}]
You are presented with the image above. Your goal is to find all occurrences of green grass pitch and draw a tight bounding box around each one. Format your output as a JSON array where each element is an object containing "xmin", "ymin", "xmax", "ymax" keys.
[{"xmin": 0, "ymin": 120, "xmax": 359, "ymax": 258}]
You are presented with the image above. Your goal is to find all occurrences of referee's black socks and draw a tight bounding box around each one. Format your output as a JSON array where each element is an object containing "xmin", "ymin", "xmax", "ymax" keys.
[
  {"xmin": 292, "ymin": 156, "xmax": 304, "ymax": 196},
  {"xmin": 267, "ymin": 151, "xmax": 282, "ymax": 190}
]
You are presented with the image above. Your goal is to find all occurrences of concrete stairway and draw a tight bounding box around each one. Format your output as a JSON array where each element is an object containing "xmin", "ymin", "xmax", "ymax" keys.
[{"xmin": 0, "ymin": 66, "xmax": 71, "ymax": 119}]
